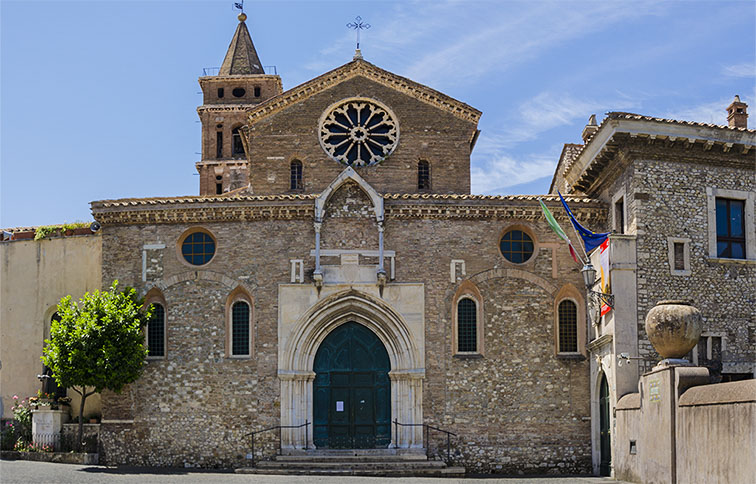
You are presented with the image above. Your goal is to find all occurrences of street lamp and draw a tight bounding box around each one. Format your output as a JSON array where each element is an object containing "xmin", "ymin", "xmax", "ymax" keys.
[{"xmin": 581, "ymin": 263, "xmax": 615, "ymax": 310}]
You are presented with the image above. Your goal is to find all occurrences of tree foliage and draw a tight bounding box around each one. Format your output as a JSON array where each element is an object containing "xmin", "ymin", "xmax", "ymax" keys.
[{"xmin": 41, "ymin": 281, "xmax": 150, "ymax": 447}]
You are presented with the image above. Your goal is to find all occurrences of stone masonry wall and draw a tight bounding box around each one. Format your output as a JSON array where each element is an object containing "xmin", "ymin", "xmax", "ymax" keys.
[
  {"xmin": 629, "ymin": 157, "xmax": 755, "ymax": 375},
  {"xmin": 97, "ymin": 196, "xmax": 602, "ymax": 473},
  {"xmin": 246, "ymin": 76, "xmax": 476, "ymax": 196}
]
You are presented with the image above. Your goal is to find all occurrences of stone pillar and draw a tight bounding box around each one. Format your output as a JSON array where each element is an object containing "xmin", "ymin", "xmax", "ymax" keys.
[
  {"xmin": 32, "ymin": 408, "xmax": 68, "ymax": 446},
  {"xmin": 313, "ymin": 221, "xmax": 322, "ymax": 274},
  {"xmin": 389, "ymin": 370, "xmax": 425, "ymax": 448},
  {"xmin": 378, "ymin": 222, "xmax": 385, "ymax": 273},
  {"xmin": 279, "ymin": 371, "xmax": 315, "ymax": 450}
]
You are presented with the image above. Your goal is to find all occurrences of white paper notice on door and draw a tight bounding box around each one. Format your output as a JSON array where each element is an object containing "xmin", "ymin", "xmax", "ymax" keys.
[{"xmin": 336, "ymin": 401, "xmax": 344, "ymax": 412}]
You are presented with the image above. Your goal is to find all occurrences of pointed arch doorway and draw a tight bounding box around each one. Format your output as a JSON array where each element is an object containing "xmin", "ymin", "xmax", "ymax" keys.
[{"xmin": 313, "ymin": 322, "xmax": 391, "ymax": 448}]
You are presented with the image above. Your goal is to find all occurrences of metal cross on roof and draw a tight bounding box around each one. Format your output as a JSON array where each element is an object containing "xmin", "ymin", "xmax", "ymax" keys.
[{"xmin": 347, "ymin": 16, "xmax": 370, "ymax": 50}]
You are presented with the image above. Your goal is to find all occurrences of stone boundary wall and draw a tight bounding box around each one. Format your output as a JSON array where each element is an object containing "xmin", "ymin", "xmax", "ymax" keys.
[{"xmin": 615, "ymin": 370, "xmax": 755, "ymax": 484}]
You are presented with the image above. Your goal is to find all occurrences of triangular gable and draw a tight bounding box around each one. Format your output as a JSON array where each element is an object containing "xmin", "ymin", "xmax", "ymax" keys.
[
  {"xmin": 246, "ymin": 59, "xmax": 482, "ymax": 126},
  {"xmin": 315, "ymin": 167, "xmax": 384, "ymax": 223}
]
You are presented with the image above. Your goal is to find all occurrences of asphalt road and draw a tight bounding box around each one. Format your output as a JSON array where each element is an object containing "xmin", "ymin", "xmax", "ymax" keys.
[{"xmin": 0, "ymin": 460, "xmax": 630, "ymax": 484}]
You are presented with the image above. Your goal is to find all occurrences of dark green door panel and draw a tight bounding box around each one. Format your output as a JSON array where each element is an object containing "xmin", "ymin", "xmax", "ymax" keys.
[
  {"xmin": 599, "ymin": 374, "xmax": 612, "ymax": 476},
  {"xmin": 313, "ymin": 322, "xmax": 391, "ymax": 448}
]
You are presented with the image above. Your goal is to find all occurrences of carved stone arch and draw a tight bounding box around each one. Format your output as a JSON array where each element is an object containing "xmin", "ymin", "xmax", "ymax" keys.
[
  {"xmin": 225, "ymin": 285, "xmax": 254, "ymax": 357},
  {"xmin": 278, "ymin": 289, "xmax": 424, "ymax": 449},
  {"xmin": 553, "ymin": 283, "xmax": 587, "ymax": 356},
  {"xmin": 451, "ymin": 280, "xmax": 484, "ymax": 355},
  {"xmin": 146, "ymin": 271, "xmax": 250, "ymax": 295},
  {"xmin": 315, "ymin": 167, "xmax": 384, "ymax": 223},
  {"xmin": 468, "ymin": 267, "xmax": 558, "ymax": 296}
]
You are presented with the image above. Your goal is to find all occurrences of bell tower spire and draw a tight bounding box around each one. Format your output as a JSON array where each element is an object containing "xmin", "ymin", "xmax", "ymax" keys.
[
  {"xmin": 195, "ymin": 11, "xmax": 283, "ymax": 196},
  {"xmin": 220, "ymin": 13, "xmax": 265, "ymax": 75}
]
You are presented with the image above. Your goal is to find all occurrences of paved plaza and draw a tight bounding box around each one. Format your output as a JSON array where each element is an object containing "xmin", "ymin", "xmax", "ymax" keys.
[{"xmin": 0, "ymin": 460, "xmax": 631, "ymax": 484}]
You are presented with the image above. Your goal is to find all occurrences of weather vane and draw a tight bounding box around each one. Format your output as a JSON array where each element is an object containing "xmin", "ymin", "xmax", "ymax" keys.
[
  {"xmin": 347, "ymin": 16, "xmax": 370, "ymax": 51},
  {"xmin": 234, "ymin": 1, "xmax": 244, "ymax": 14}
]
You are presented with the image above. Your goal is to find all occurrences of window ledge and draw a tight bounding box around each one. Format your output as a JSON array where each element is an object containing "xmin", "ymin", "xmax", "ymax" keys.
[
  {"xmin": 146, "ymin": 356, "xmax": 165, "ymax": 361},
  {"xmin": 556, "ymin": 353, "xmax": 586, "ymax": 361},
  {"xmin": 227, "ymin": 355, "xmax": 251, "ymax": 360},
  {"xmin": 453, "ymin": 353, "xmax": 483, "ymax": 360},
  {"xmin": 707, "ymin": 257, "xmax": 755, "ymax": 265},
  {"xmin": 670, "ymin": 270, "xmax": 692, "ymax": 276}
]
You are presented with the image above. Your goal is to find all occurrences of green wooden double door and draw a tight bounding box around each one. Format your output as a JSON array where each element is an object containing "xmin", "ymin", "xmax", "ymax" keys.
[{"xmin": 313, "ymin": 322, "xmax": 391, "ymax": 448}]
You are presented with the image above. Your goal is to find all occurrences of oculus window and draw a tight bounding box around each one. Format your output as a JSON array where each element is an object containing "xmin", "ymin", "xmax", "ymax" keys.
[
  {"xmin": 500, "ymin": 229, "xmax": 534, "ymax": 263},
  {"xmin": 181, "ymin": 231, "xmax": 215, "ymax": 266},
  {"xmin": 319, "ymin": 98, "xmax": 399, "ymax": 167}
]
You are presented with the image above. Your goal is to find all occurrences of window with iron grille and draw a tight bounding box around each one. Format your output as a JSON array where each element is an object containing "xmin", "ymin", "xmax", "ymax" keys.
[
  {"xmin": 716, "ymin": 198, "xmax": 745, "ymax": 259},
  {"xmin": 232, "ymin": 127, "xmax": 244, "ymax": 156},
  {"xmin": 500, "ymin": 229, "xmax": 534, "ymax": 263},
  {"xmin": 558, "ymin": 300, "xmax": 578, "ymax": 353},
  {"xmin": 181, "ymin": 231, "xmax": 215, "ymax": 265},
  {"xmin": 232, "ymin": 301, "xmax": 250, "ymax": 356},
  {"xmin": 147, "ymin": 304, "xmax": 165, "ymax": 357},
  {"xmin": 290, "ymin": 160, "xmax": 303, "ymax": 190},
  {"xmin": 417, "ymin": 160, "xmax": 430, "ymax": 190},
  {"xmin": 457, "ymin": 298, "xmax": 477, "ymax": 352}
]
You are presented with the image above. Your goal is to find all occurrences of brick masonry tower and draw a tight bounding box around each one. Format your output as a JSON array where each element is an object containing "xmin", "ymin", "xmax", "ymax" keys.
[
  {"xmin": 196, "ymin": 13, "xmax": 282, "ymax": 195},
  {"xmin": 726, "ymin": 95, "xmax": 748, "ymax": 129}
]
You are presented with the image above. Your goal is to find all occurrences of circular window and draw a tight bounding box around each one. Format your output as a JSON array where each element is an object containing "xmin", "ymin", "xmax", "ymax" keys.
[
  {"xmin": 232, "ymin": 87, "xmax": 246, "ymax": 97},
  {"xmin": 181, "ymin": 231, "xmax": 215, "ymax": 266},
  {"xmin": 318, "ymin": 98, "xmax": 399, "ymax": 167},
  {"xmin": 499, "ymin": 229, "xmax": 534, "ymax": 263}
]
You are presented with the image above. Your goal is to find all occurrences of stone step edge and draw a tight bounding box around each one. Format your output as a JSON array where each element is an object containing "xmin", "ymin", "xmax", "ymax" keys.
[
  {"xmin": 236, "ymin": 467, "xmax": 467, "ymax": 476},
  {"xmin": 256, "ymin": 461, "xmax": 446, "ymax": 469}
]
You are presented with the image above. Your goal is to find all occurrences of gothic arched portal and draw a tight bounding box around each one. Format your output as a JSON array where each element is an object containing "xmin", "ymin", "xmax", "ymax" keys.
[{"xmin": 313, "ymin": 322, "xmax": 391, "ymax": 448}]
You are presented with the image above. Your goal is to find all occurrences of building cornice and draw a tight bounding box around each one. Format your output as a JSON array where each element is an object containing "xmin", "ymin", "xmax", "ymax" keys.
[
  {"xmin": 246, "ymin": 59, "xmax": 482, "ymax": 126},
  {"xmin": 91, "ymin": 195, "xmax": 605, "ymax": 226}
]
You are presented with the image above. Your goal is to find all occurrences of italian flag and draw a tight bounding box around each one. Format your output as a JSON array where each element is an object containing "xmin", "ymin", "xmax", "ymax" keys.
[{"xmin": 539, "ymin": 200, "xmax": 581, "ymax": 264}]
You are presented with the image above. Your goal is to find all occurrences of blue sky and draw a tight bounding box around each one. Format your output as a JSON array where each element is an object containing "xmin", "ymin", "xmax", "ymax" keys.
[{"xmin": 1, "ymin": 0, "xmax": 754, "ymax": 228}]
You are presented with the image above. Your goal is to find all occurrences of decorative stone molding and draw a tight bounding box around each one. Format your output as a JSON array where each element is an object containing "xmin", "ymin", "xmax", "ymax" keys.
[
  {"xmin": 278, "ymin": 289, "xmax": 424, "ymax": 449},
  {"xmin": 468, "ymin": 267, "xmax": 558, "ymax": 296},
  {"xmin": 145, "ymin": 270, "xmax": 251, "ymax": 294},
  {"xmin": 246, "ymin": 59, "xmax": 482, "ymax": 126}
]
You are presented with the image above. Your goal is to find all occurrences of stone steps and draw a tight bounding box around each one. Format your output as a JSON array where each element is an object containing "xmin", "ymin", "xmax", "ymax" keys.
[{"xmin": 236, "ymin": 449, "xmax": 465, "ymax": 477}]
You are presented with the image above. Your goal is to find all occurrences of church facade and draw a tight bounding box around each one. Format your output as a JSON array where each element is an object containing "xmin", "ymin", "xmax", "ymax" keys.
[
  {"xmin": 90, "ymin": 15, "xmax": 604, "ymax": 473},
  {"xmin": 57, "ymin": 13, "xmax": 754, "ymax": 475}
]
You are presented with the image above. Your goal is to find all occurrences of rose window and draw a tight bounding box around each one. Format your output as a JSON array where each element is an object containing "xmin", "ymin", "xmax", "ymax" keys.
[{"xmin": 319, "ymin": 99, "xmax": 398, "ymax": 166}]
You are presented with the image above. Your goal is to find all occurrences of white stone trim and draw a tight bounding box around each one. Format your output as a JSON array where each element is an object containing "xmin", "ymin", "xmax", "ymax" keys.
[
  {"xmin": 611, "ymin": 188, "xmax": 627, "ymax": 234},
  {"xmin": 278, "ymin": 290, "xmax": 424, "ymax": 450},
  {"xmin": 666, "ymin": 237, "xmax": 691, "ymax": 276},
  {"xmin": 141, "ymin": 243, "xmax": 165, "ymax": 282},
  {"xmin": 290, "ymin": 259, "xmax": 304, "ymax": 283},
  {"xmin": 691, "ymin": 332, "xmax": 727, "ymax": 365},
  {"xmin": 705, "ymin": 187, "xmax": 755, "ymax": 260},
  {"xmin": 450, "ymin": 259, "xmax": 466, "ymax": 283},
  {"xmin": 314, "ymin": 167, "xmax": 384, "ymax": 223}
]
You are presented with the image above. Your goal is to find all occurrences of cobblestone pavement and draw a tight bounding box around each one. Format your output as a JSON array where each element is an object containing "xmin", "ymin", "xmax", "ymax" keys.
[{"xmin": 0, "ymin": 460, "xmax": 631, "ymax": 484}]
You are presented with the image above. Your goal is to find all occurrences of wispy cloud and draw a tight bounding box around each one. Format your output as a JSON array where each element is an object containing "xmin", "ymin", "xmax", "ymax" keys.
[
  {"xmin": 471, "ymin": 153, "xmax": 555, "ymax": 194},
  {"xmin": 722, "ymin": 62, "xmax": 755, "ymax": 78},
  {"xmin": 403, "ymin": 2, "xmax": 663, "ymax": 88}
]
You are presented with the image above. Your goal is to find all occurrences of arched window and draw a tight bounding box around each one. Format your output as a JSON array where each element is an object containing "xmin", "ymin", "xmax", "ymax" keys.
[
  {"xmin": 417, "ymin": 160, "xmax": 430, "ymax": 190},
  {"xmin": 457, "ymin": 298, "xmax": 477, "ymax": 353},
  {"xmin": 147, "ymin": 303, "xmax": 166, "ymax": 358},
  {"xmin": 290, "ymin": 160, "xmax": 303, "ymax": 190},
  {"xmin": 231, "ymin": 301, "xmax": 251, "ymax": 356},
  {"xmin": 558, "ymin": 300, "xmax": 578, "ymax": 353},
  {"xmin": 232, "ymin": 126, "xmax": 244, "ymax": 156}
]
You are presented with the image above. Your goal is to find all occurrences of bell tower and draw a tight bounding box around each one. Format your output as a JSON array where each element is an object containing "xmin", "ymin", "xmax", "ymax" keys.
[{"xmin": 196, "ymin": 13, "xmax": 282, "ymax": 195}]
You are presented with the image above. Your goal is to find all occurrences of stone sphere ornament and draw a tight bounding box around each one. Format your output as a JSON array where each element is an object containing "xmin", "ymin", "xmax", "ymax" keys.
[{"xmin": 645, "ymin": 300, "xmax": 703, "ymax": 359}]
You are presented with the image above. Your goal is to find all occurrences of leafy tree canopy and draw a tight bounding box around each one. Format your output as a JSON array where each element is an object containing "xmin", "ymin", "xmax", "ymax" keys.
[{"xmin": 42, "ymin": 281, "xmax": 150, "ymax": 395}]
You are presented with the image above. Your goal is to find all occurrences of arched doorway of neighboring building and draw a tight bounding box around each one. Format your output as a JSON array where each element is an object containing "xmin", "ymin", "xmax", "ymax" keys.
[
  {"xmin": 599, "ymin": 373, "xmax": 612, "ymax": 476},
  {"xmin": 313, "ymin": 321, "xmax": 391, "ymax": 449}
]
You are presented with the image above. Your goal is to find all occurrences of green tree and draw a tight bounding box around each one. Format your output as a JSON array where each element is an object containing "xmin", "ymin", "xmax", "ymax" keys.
[{"xmin": 42, "ymin": 281, "xmax": 150, "ymax": 448}]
